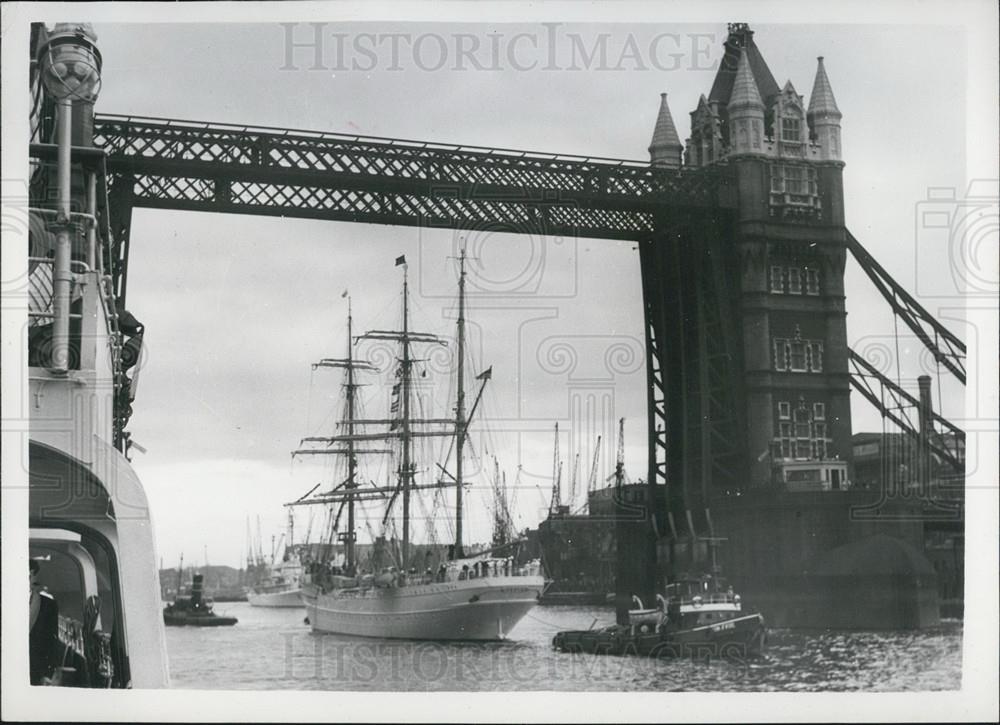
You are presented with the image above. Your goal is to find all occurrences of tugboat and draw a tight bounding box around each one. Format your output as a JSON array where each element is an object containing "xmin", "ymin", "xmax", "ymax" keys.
[
  {"xmin": 552, "ymin": 574, "xmax": 765, "ymax": 659},
  {"xmin": 163, "ymin": 574, "xmax": 238, "ymax": 627}
]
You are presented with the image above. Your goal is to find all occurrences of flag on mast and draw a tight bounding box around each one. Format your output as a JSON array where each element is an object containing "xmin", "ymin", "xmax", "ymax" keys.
[
  {"xmin": 389, "ymin": 383, "xmax": 401, "ymax": 430},
  {"xmin": 476, "ymin": 366, "xmax": 493, "ymax": 381},
  {"xmin": 395, "ymin": 255, "xmax": 406, "ymax": 267},
  {"xmin": 341, "ymin": 289, "xmax": 348, "ymax": 298}
]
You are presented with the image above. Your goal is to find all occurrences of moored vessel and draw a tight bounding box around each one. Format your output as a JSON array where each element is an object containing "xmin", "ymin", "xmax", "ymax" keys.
[
  {"xmin": 247, "ymin": 584, "xmax": 303, "ymax": 608},
  {"xmin": 247, "ymin": 515, "xmax": 305, "ymax": 608}
]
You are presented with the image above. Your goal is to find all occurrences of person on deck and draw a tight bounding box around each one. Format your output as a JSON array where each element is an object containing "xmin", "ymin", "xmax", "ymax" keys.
[{"xmin": 29, "ymin": 560, "xmax": 61, "ymax": 685}]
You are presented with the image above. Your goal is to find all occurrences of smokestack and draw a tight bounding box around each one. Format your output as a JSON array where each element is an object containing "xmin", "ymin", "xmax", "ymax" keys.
[
  {"xmin": 191, "ymin": 573, "xmax": 205, "ymax": 606},
  {"xmin": 917, "ymin": 376, "xmax": 933, "ymax": 433},
  {"xmin": 917, "ymin": 375, "xmax": 933, "ymax": 491}
]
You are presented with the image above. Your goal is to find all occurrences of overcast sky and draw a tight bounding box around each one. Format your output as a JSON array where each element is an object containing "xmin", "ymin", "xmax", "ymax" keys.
[{"xmin": 69, "ymin": 19, "xmax": 979, "ymax": 568}]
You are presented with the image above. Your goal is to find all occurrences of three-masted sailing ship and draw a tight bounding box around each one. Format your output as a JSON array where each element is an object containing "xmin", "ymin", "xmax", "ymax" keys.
[{"xmin": 289, "ymin": 252, "xmax": 544, "ymax": 640}]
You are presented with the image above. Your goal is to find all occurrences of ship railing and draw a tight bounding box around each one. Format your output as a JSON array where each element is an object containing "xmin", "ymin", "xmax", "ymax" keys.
[
  {"xmin": 670, "ymin": 592, "xmax": 739, "ymax": 606},
  {"xmin": 57, "ymin": 614, "xmax": 87, "ymax": 657},
  {"xmin": 27, "ymin": 256, "xmax": 92, "ymax": 325},
  {"xmin": 309, "ymin": 559, "xmax": 544, "ymax": 593}
]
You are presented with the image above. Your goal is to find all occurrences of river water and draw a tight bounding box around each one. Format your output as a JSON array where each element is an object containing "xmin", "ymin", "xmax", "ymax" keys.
[{"xmin": 164, "ymin": 603, "xmax": 962, "ymax": 691}]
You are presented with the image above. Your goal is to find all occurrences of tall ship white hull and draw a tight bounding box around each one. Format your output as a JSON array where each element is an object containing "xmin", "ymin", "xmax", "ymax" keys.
[
  {"xmin": 302, "ymin": 574, "xmax": 544, "ymax": 640},
  {"xmin": 247, "ymin": 586, "xmax": 304, "ymax": 608}
]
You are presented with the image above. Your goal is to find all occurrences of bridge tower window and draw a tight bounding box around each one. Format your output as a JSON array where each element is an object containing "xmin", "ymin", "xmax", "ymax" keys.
[
  {"xmin": 770, "ymin": 266, "xmax": 785, "ymax": 293},
  {"xmin": 773, "ymin": 397, "xmax": 831, "ymax": 461},
  {"xmin": 805, "ymin": 267, "xmax": 820, "ymax": 295},
  {"xmin": 774, "ymin": 328, "xmax": 824, "ymax": 373}
]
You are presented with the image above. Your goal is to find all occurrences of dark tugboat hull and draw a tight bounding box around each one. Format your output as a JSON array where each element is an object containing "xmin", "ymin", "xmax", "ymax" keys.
[
  {"xmin": 553, "ymin": 613, "xmax": 765, "ymax": 659},
  {"xmin": 163, "ymin": 573, "xmax": 238, "ymax": 626},
  {"xmin": 163, "ymin": 612, "xmax": 238, "ymax": 627}
]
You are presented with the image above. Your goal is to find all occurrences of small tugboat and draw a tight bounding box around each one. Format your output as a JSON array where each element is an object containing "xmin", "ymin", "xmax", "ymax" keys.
[
  {"xmin": 163, "ymin": 574, "xmax": 238, "ymax": 627},
  {"xmin": 552, "ymin": 573, "xmax": 765, "ymax": 659}
]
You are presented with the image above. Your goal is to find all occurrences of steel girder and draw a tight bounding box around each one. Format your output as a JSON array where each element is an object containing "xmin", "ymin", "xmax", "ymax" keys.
[
  {"xmin": 639, "ymin": 209, "xmax": 744, "ymax": 543},
  {"xmin": 847, "ymin": 231, "xmax": 966, "ymax": 385},
  {"xmin": 848, "ymin": 348, "xmax": 965, "ymax": 473},
  {"xmin": 92, "ymin": 115, "xmax": 731, "ymax": 245}
]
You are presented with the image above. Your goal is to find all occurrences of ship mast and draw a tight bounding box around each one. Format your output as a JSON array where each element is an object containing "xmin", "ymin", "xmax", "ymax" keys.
[
  {"xmin": 288, "ymin": 296, "xmax": 379, "ymax": 574},
  {"xmin": 454, "ymin": 247, "xmax": 467, "ymax": 559},
  {"xmin": 291, "ymin": 256, "xmax": 492, "ymax": 570},
  {"xmin": 344, "ymin": 299, "xmax": 357, "ymax": 571},
  {"xmin": 400, "ymin": 264, "xmax": 413, "ymax": 568},
  {"xmin": 351, "ymin": 259, "xmax": 446, "ymax": 570}
]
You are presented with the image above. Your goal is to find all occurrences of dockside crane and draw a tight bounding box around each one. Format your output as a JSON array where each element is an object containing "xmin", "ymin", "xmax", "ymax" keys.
[
  {"xmin": 569, "ymin": 452, "xmax": 581, "ymax": 511},
  {"xmin": 549, "ymin": 422, "xmax": 562, "ymax": 516},
  {"xmin": 584, "ymin": 435, "xmax": 602, "ymax": 512},
  {"xmin": 614, "ymin": 418, "xmax": 626, "ymax": 490}
]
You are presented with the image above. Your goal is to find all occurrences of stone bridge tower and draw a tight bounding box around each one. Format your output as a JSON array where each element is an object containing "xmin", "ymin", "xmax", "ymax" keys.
[
  {"xmin": 684, "ymin": 23, "xmax": 853, "ymax": 494},
  {"xmin": 627, "ymin": 25, "xmax": 935, "ymax": 627}
]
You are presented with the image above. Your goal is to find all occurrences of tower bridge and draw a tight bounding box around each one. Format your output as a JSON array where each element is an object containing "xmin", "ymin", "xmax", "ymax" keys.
[{"xmin": 27, "ymin": 22, "xmax": 965, "ymax": 628}]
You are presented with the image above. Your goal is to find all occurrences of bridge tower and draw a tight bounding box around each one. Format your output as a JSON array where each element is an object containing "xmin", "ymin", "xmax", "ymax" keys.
[
  {"xmin": 688, "ymin": 24, "xmax": 852, "ymax": 496},
  {"xmin": 629, "ymin": 24, "xmax": 937, "ymax": 628}
]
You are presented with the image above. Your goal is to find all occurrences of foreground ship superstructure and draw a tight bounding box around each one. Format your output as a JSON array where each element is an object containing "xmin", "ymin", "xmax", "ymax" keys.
[{"xmin": 26, "ymin": 23, "xmax": 168, "ymax": 687}]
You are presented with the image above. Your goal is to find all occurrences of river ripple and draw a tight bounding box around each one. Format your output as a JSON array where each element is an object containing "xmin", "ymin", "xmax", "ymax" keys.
[{"xmin": 164, "ymin": 603, "xmax": 962, "ymax": 691}]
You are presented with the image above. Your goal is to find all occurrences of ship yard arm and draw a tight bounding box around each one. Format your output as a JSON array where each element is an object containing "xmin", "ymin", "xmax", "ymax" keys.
[{"xmin": 433, "ymin": 367, "xmax": 493, "ymax": 500}]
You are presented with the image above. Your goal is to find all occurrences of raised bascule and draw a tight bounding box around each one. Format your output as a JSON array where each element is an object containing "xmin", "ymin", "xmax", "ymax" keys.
[{"xmin": 28, "ymin": 23, "xmax": 965, "ymax": 633}]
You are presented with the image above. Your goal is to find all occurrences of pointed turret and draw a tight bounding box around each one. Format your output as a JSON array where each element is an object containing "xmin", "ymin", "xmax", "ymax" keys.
[
  {"xmin": 808, "ymin": 56, "xmax": 841, "ymax": 120},
  {"xmin": 729, "ymin": 48, "xmax": 765, "ymax": 113},
  {"xmin": 648, "ymin": 93, "xmax": 683, "ymax": 169},
  {"xmin": 807, "ymin": 56, "xmax": 843, "ymax": 161},
  {"xmin": 727, "ymin": 48, "xmax": 765, "ymax": 155}
]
